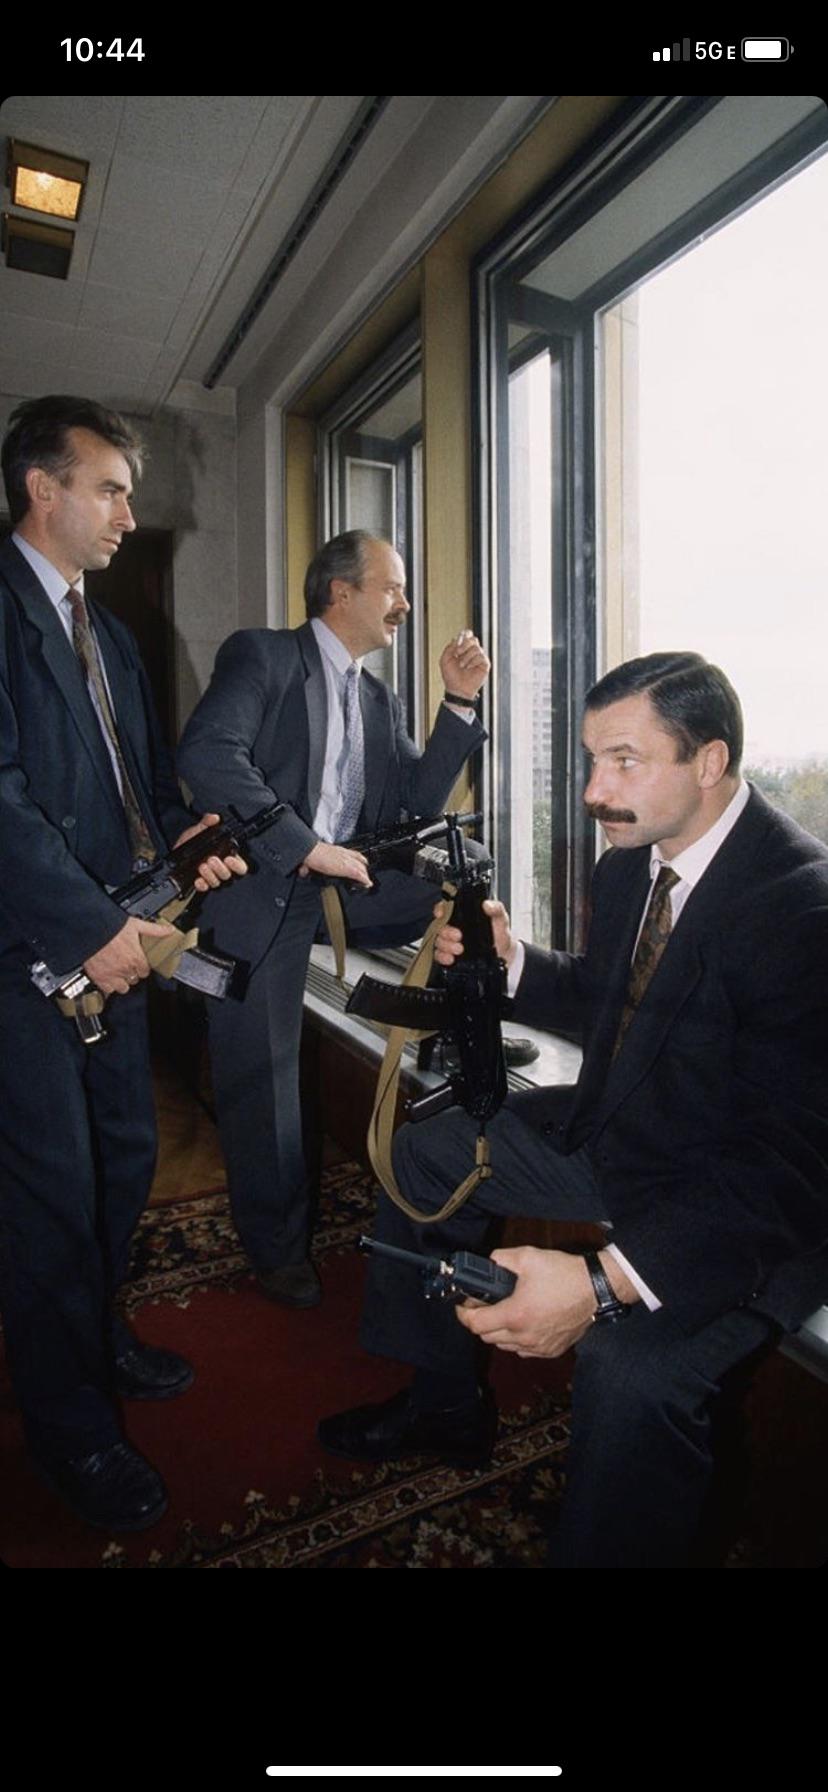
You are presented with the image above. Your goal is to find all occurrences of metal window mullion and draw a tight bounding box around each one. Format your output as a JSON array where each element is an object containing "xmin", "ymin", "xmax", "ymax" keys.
[{"xmin": 492, "ymin": 279, "xmax": 514, "ymax": 915}]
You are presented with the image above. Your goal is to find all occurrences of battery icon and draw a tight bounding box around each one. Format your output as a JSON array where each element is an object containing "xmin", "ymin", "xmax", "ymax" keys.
[{"xmin": 741, "ymin": 37, "xmax": 791, "ymax": 60}]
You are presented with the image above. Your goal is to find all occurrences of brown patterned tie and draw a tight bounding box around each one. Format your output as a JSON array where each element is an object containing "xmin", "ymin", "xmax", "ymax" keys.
[
  {"xmin": 66, "ymin": 587, "xmax": 156, "ymax": 865},
  {"xmin": 612, "ymin": 864, "xmax": 679, "ymax": 1059}
]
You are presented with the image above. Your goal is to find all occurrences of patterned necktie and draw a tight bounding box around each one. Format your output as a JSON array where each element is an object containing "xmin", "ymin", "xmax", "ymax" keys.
[
  {"xmin": 612, "ymin": 864, "xmax": 679, "ymax": 1059},
  {"xmin": 335, "ymin": 663, "xmax": 366, "ymax": 842},
  {"xmin": 66, "ymin": 587, "xmax": 157, "ymax": 866}
]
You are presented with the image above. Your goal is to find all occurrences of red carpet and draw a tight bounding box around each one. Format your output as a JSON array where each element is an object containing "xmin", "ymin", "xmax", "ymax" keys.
[{"xmin": 0, "ymin": 1164, "xmax": 575, "ymax": 1568}]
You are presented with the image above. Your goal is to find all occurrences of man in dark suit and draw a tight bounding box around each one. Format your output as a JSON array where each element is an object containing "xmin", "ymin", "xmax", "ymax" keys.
[
  {"xmin": 0, "ymin": 395, "xmax": 245, "ymax": 1532},
  {"xmin": 177, "ymin": 530, "xmax": 490, "ymax": 1307},
  {"xmin": 319, "ymin": 652, "xmax": 828, "ymax": 1567}
]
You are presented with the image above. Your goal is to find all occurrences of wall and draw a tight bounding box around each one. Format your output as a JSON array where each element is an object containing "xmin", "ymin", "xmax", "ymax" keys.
[{"xmin": 137, "ymin": 384, "xmax": 238, "ymax": 728}]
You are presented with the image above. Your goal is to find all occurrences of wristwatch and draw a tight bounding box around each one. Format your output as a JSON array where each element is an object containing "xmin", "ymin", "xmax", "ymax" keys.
[
  {"xmin": 583, "ymin": 1249, "xmax": 629, "ymax": 1323},
  {"xmin": 443, "ymin": 689, "xmax": 481, "ymax": 707}
]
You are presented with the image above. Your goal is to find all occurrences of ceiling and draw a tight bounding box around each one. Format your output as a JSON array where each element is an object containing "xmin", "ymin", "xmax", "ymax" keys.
[
  {"xmin": 0, "ymin": 94, "xmax": 551, "ymax": 418},
  {"xmin": 0, "ymin": 95, "xmax": 346, "ymax": 412}
]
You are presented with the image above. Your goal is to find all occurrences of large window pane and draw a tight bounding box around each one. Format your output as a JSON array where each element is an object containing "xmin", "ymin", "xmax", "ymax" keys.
[
  {"xmin": 601, "ymin": 150, "xmax": 828, "ymax": 841},
  {"xmin": 507, "ymin": 351, "xmax": 554, "ymax": 946}
]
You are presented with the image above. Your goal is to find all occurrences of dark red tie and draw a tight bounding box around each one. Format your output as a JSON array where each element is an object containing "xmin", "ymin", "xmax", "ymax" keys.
[{"xmin": 67, "ymin": 587, "xmax": 156, "ymax": 865}]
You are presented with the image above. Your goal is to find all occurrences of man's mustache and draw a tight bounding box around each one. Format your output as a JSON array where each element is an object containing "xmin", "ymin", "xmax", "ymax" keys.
[{"xmin": 586, "ymin": 803, "xmax": 638, "ymax": 824}]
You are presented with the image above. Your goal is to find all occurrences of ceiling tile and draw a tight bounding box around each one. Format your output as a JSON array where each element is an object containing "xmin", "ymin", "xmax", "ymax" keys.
[
  {"xmin": 100, "ymin": 155, "xmax": 233, "ymax": 239},
  {"xmin": 87, "ymin": 225, "xmax": 206, "ymax": 296},
  {"xmin": 2, "ymin": 317, "xmax": 77, "ymax": 359},
  {"xmin": 0, "ymin": 94, "xmax": 125, "ymax": 160},
  {"xmin": 77, "ymin": 280, "xmax": 181, "ymax": 339},
  {"xmin": 69, "ymin": 329, "xmax": 163, "ymax": 380},
  {"xmin": 0, "ymin": 356, "xmax": 81, "ymax": 396},
  {"xmin": 1, "ymin": 267, "xmax": 84, "ymax": 325},
  {"xmin": 118, "ymin": 96, "xmax": 271, "ymax": 178}
]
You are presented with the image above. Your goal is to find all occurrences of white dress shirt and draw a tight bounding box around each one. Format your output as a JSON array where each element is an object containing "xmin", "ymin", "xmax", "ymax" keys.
[{"xmin": 309, "ymin": 615, "xmax": 476, "ymax": 841}]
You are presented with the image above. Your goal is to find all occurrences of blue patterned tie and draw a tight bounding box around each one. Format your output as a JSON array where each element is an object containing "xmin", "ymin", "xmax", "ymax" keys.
[{"xmin": 335, "ymin": 663, "xmax": 365, "ymax": 841}]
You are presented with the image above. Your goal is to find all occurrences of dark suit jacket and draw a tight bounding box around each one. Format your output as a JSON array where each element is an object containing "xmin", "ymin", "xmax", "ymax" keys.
[
  {"xmin": 0, "ymin": 537, "xmax": 190, "ymax": 976},
  {"xmin": 510, "ymin": 787, "xmax": 828, "ymax": 1334},
  {"xmin": 177, "ymin": 621, "xmax": 486, "ymax": 962}
]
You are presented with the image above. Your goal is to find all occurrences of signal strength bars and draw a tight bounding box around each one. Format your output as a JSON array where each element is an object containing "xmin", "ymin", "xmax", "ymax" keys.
[{"xmin": 653, "ymin": 39, "xmax": 693, "ymax": 59}]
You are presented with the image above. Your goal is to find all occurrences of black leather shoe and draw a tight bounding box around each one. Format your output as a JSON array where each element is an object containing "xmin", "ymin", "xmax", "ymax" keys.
[
  {"xmin": 34, "ymin": 1442, "xmax": 168, "ymax": 1532},
  {"xmin": 256, "ymin": 1260, "xmax": 321, "ymax": 1308},
  {"xmin": 114, "ymin": 1341, "xmax": 195, "ymax": 1400},
  {"xmin": 419, "ymin": 1033, "xmax": 539, "ymax": 1074},
  {"xmin": 318, "ymin": 1385, "xmax": 497, "ymax": 1468},
  {"xmin": 503, "ymin": 1036, "xmax": 540, "ymax": 1068}
]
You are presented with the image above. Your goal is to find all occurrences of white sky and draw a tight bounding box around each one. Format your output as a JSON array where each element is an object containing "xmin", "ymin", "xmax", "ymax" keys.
[
  {"xmin": 636, "ymin": 148, "xmax": 828, "ymax": 764},
  {"xmin": 517, "ymin": 139, "xmax": 828, "ymax": 769}
]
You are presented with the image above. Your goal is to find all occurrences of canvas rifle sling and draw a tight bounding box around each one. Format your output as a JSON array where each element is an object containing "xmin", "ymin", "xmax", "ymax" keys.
[
  {"xmin": 365, "ymin": 882, "xmax": 493, "ymax": 1224},
  {"xmin": 56, "ymin": 896, "xmax": 199, "ymax": 1020}
]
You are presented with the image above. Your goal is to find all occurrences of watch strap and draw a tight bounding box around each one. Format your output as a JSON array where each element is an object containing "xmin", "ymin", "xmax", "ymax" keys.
[
  {"xmin": 583, "ymin": 1249, "xmax": 628, "ymax": 1323},
  {"xmin": 443, "ymin": 690, "xmax": 480, "ymax": 707}
]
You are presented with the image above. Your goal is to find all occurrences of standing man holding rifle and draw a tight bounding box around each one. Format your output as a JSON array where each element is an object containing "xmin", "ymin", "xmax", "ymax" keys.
[
  {"xmin": 178, "ymin": 530, "xmax": 490, "ymax": 1309},
  {"xmin": 0, "ymin": 395, "xmax": 246, "ymax": 1531}
]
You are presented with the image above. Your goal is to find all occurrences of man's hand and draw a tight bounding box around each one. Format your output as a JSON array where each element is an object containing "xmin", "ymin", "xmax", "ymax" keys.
[
  {"xmin": 299, "ymin": 841, "xmax": 372, "ymax": 886},
  {"xmin": 439, "ymin": 629, "xmax": 491, "ymax": 701},
  {"xmin": 433, "ymin": 896, "xmax": 518, "ymax": 970},
  {"xmin": 455, "ymin": 1245, "xmax": 636, "ymax": 1358},
  {"xmin": 84, "ymin": 916, "xmax": 176, "ymax": 997},
  {"xmin": 173, "ymin": 813, "xmax": 249, "ymax": 891}
]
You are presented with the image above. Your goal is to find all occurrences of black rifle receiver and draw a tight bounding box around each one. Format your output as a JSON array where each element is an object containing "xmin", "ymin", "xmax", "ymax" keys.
[
  {"xmin": 358, "ymin": 1235, "xmax": 517, "ymax": 1303},
  {"xmin": 343, "ymin": 811, "xmax": 481, "ymax": 883},
  {"xmin": 346, "ymin": 812, "xmax": 508, "ymax": 1126},
  {"xmin": 30, "ymin": 801, "xmax": 286, "ymax": 1044}
]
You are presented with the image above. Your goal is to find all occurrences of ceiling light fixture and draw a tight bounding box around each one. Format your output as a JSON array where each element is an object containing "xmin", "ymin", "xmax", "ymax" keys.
[{"xmin": 7, "ymin": 139, "xmax": 88, "ymax": 222}]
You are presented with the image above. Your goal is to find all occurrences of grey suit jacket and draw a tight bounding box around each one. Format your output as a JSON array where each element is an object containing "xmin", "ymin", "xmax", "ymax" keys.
[
  {"xmin": 509, "ymin": 787, "xmax": 828, "ymax": 1334},
  {"xmin": 177, "ymin": 622, "xmax": 486, "ymax": 963}
]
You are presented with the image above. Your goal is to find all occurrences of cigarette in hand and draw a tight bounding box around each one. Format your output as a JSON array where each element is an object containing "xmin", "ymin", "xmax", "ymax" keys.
[{"xmin": 456, "ymin": 628, "xmax": 473, "ymax": 646}]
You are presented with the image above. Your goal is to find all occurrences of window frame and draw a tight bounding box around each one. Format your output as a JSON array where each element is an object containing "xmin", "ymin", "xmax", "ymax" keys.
[
  {"xmin": 473, "ymin": 93, "xmax": 828, "ymax": 951},
  {"xmin": 318, "ymin": 323, "xmax": 424, "ymax": 742}
]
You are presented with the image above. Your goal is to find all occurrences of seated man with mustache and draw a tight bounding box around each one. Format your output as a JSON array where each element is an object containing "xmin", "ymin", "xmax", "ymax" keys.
[
  {"xmin": 178, "ymin": 531, "xmax": 490, "ymax": 1308},
  {"xmin": 318, "ymin": 651, "xmax": 828, "ymax": 1568}
]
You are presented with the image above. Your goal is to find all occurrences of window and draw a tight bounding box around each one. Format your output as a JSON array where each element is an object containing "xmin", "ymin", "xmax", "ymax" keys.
[
  {"xmin": 476, "ymin": 94, "xmax": 828, "ymax": 949},
  {"xmin": 320, "ymin": 327, "xmax": 425, "ymax": 742},
  {"xmin": 600, "ymin": 151, "xmax": 828, "ymax": 846}
]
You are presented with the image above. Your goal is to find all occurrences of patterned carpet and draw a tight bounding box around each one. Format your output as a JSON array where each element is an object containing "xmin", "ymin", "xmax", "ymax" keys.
[
  {"xmin": 4, "ymin": 1155, "xmax": 811, "ymax": 1567},
  {"xmin": 0, "ymin": 1161, "xmax": 575, "ymax": 1569}
]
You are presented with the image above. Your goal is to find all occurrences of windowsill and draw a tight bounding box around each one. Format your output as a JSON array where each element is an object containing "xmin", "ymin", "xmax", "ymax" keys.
[
  {"xmin": 780, "ymin": 1307, "xmax": 828, "ymax": 1384},
  {"xmin": 306, "ymin": 943, "xmax": 582, "ymax": 1093}
]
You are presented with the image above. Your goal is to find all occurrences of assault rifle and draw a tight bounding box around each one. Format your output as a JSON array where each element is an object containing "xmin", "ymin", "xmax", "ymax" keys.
[
  {"xmin": 30, "ymin": 801, "xmax": 286, "ymax": 1046},
  {"xmin": 359, "ymin": 1235, "xmax": 517, "ymax": 1304},
  {"xmin": 345, "ymin": 812, "xmax": 508, "ymax": 1127},
  {"xmin": 343, "ymin": 810, "xmax": 481, "ymax": 883}
]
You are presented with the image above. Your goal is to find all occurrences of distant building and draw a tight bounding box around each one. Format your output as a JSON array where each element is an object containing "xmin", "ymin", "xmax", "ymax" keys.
[{"xmin": 533, "ymin": 648, "xmax": 552, "ymax": 802}]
